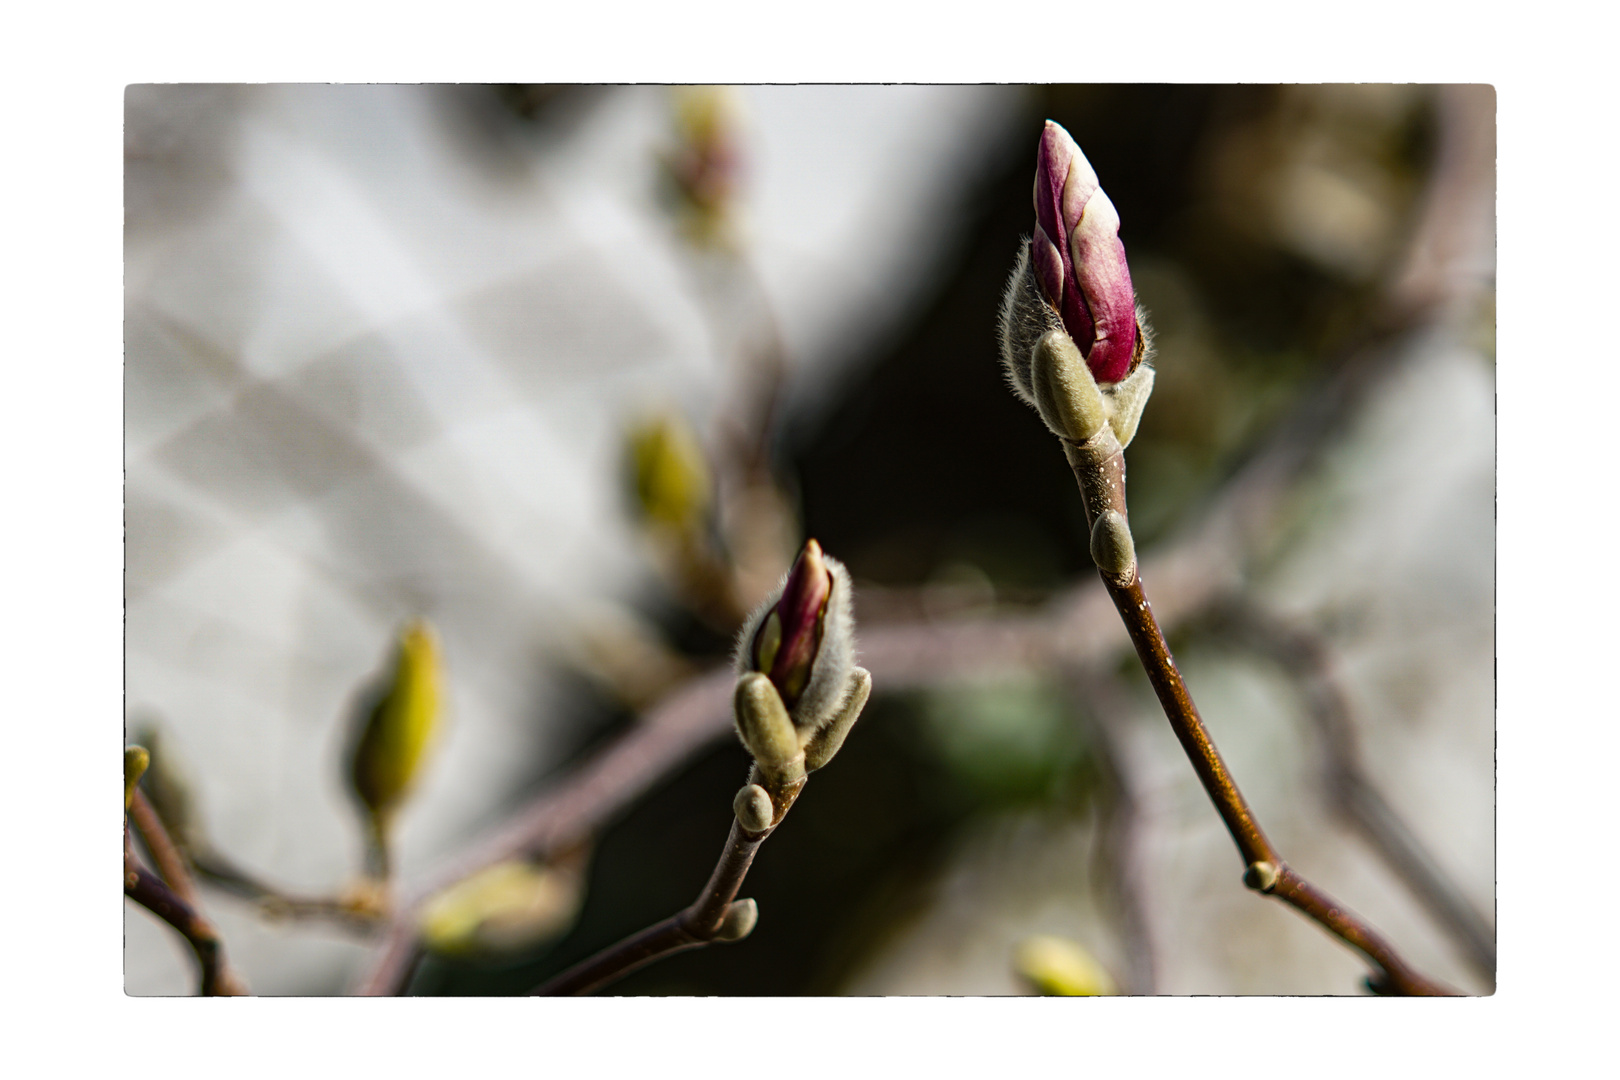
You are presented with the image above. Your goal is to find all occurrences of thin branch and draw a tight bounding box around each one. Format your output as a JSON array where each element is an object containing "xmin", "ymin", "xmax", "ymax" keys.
[
  {"xmin": 128, "ymin": 788, "xmax": 201, "ymax": 910},
  {"xmin": 124, "ymin": 836, "xmax": 247, "ymax": 996},
  {"xmin": 1200, "ymin": 597, "xmax": 1495, "ymax": 983},
  {"xmin": 1102, "ymin": 571, "xmax": 1453, "ymax": 995},
  {"xmin": 531, "ymin": 817, "xmax": 765, "ymax": 996},
  {"xmin": 353, "ymin": 668, "xmax": 736, "ymax": 994},
  {"xmin": 188, "ymin": 852, "xmax": 386, "ymax": 933}
]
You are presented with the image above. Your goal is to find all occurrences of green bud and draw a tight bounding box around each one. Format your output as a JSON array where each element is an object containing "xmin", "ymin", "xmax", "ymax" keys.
[
  {"xmin": 349, "ymin": 620, "xmax": 444, "ymax": 823},
  {"xmin": 733, "ymin": 783, "xmax": 774, "ymax": 833},
  {"xmin": 628, "ymin": 410, "xmax": 712, "ymax": 533},
  {"xmin": 714, "ymin": 898, "xmax": 758, "ymax": 943},
  {"xmin": 1031, "ymin": 330, "xmax": 1107, "ymax": 442},
  {"xmin": 1014, "ymin": 935, "xmax": 1117, "ymax": 996},
  {"xmin": 1102, "ymin": 358, "xmax": 1155, "ymax": 449},
  {"xmin": 1089, "ymin": 509, "xmax": 1137, "ymax": 581},
  {"xmin": 419, "ymin": 860, "xmax": 583, "ymax": 958},
  {"xmin": 124, "ymin": 746, "xmax": 150, "ymax": 810}
]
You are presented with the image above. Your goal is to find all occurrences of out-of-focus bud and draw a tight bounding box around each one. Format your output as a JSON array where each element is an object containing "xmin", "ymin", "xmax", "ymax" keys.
[
  {"xmin": 419, "ymin": 859, "xmax": 584, "ymax": 958},
  {"xmin": 628, "ymin": 410, "xmax": 713, "ymax": 534},
  {"xmin": 1031, "ymin": 121, "xmax": 1142, "ymax": 386},
  {"xmin": 124, "ymin": 746, "xmax": 150, "ymax": 811},
  {"xmin": 1014, "ymin": 934, "xmax": 1118, "ymax": 996},
  {"xmin": 736, "ymin": 538, "xmax": 855, "ymax": 728},
  {"xmin": 663, "ymin": 86, "xmax": 744, "ymax": 250},
  {"xmin": 349, "ymin": 620, "xmax": 444, "ymax": 830}
]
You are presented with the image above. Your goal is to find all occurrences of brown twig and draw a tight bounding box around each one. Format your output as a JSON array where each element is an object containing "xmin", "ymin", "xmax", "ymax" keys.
[
  {"xmin": 1102, "ymin": 570, "xmax": 1453, "ymax": 995},
  {"xmin": 1200, "ymin": 597, "xmax": 1495, "ymax": 983},
  {"xmin": 532, "ymin": 817, "xmax": 766, "ymax": 995},
  {"xmin": 188, "ymin": 853, "xmax": 387, "ymax": 933},
  {"xmin": 124, "ymin": 834, "xmax": 247, "ymax": 996},
  {"xmin": 128, "ymin": 788, "xmax": 201, "ymax": 910}
]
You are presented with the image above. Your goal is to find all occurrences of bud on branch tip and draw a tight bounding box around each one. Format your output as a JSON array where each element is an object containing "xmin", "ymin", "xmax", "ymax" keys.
[
  {"xmin": 1001, "ymin": 120, "xmax": 1156, "ymax": 447},
  {"xmin": 737, "ymin": 538, "xmax": 856, "ymax": 732}
]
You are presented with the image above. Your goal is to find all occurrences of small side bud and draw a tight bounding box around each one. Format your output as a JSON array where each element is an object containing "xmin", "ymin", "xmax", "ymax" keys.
[
  {"xmin": 803, "ymin": 667, "xmax": 872, "ymax": 773},
  {"xmin": 124, "ymin": 746, "xmax": 150, "ymax": 810},
  {"xmin": 1102, "ymin": 356, "xmax": 1155, "ymax": 449},
  {"xmin": 733, "ymin": 784, "xmax": 774, "ymax": 833},
  {"xmin": 1031, "ymin": 330, "xmax": 1107, "ymax": 442},
  {"xmin": 1243, "ymin": 860, "xmax": 1280, "ymax": 893},
  {"xmin": 733, "ymin": 673, "xmax": 802, "ymax": 776},
  {"xmin": 714, "ymin": 898, "xmax": 759, "ymax": 942},
  {"xmin": 1014, "ymin": 935, "xmax": 1117, "ymax": 996},
  {"xmin": 1089, "ymin": 510, "xmax": 1137, "ymax": 581}
]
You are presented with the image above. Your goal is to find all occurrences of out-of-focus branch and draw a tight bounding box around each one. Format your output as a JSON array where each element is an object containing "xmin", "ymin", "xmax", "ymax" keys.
[
  {"xmin": 124, "ymin": 835, "xmax": 247, "ymax": 996},
  {"xmin": 128, "ymin": 788, "xmax": 201, "ymax": 910},
  {"xmin": 354, "ymin": 668, "xmax": 736, "ymax": 994},
  {"xmin": 188, "ymin": 853, "xmax": 386, "ymax": 933},
  {"xmin": 1200, "ymin": 596, "xmax": 1495, "ymax": 984},
  {"xmin": 1060, "ymin": 665, "xmax": 1158, "ymax": 995}
]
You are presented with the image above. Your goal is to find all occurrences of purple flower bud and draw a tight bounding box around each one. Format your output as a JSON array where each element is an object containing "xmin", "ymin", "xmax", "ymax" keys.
[
  {"xmin": 737, "ymin": 539, "xmax": 857, "ymax": 732},
  {"xmin": 748, "ymin": 539, "xmax": 831, "ymax": 708},
  {"xmin": 1029, "ymin": 121, "xmax": 1139, "ymax": 385}
]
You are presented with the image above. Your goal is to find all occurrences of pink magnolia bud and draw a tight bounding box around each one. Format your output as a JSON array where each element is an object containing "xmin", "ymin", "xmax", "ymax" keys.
[
  {"xmin": 738, "ymin": 538, "xmax": 856, "ymax": 726},
  {"xmin": 748, "ymin": 539, "xmax": 830, "ymax": 706},
  {"xmin": 1029, "ymin": 121, "xmax": 1140, "ymax": 385}
]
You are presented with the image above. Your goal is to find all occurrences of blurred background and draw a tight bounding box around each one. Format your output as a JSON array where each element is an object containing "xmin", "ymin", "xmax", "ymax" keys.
[{"xmin": 124, "ymin": 84, "xmax": 1494, "ymax": 996}]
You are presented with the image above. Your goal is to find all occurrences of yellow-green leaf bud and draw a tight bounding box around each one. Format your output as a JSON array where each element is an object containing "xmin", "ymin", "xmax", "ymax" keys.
[
  {"xmin": 419, "ymin": 860, "xmax": 583, "ymax": 958},
  {"xmin": 628, "ymin": 410, "xmax": 713, "ymax": 533},
  {"xmin": 349, "ymin": 620, "xmax": 444, "ymax": 823},
  {"xmin": 124, "ymin": 746, "xmax": 150, "ymax": 811},
  {"xmin": 1014, "ymin": 935, "xmax": 1117, "ymax": 996}
]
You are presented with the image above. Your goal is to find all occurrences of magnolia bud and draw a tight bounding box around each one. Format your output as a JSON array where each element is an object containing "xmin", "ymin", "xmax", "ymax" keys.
[
  {"xmin": 714, "ymin": 898, "xmax": 759, "ymax": 943},
  {"xmin": 1089, "ymin": 509, "xmax": 1137, "ymax": 581},
  {"xmin": 1014, "ymin": 934, "xmax": 1118, "ymax": 996},
  {"xmin": 349, "ymin": 620, "xmax": 444, "ymax": 824},
  {"xmin": 419, "ymin": 859, "xmax": 583, "ymax": 958},
  {"xmin": 1031, "ymin": 120, "xmax": 1142, "ymax": 386},
  {"xmin": 628, "ymin": 410, "xmax": 713, "ymax": 533},
  {"xmin": 735, "ymin": 538, "xmax": 856, "ymax": 733},
  {"xmin": 124, "ymin": 746, "xmax": 150, "ymax": 811},
  {"xmin": 1000, "ymin": 123, "xmax": 1156, "ymax": 448},
  {"xmin": 733, "ymin": 783, "xmax": 775, "ymax": 833}
]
